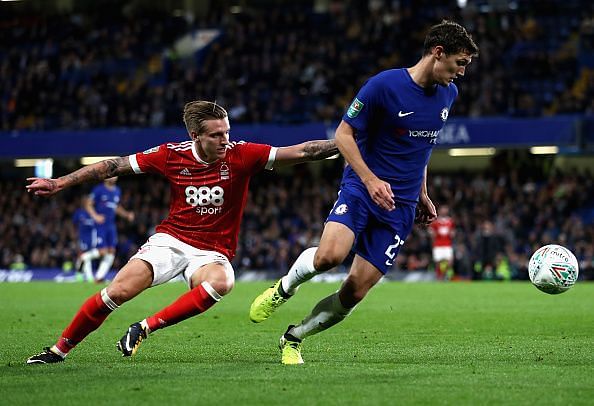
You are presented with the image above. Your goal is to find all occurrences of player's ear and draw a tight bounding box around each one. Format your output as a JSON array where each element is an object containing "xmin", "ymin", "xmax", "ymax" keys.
[
  {"xmin": 433, "ymin": 46, "xmax": 444, "ymax": 60},
  {"xmin": 190, "ymin": 131, "xmax": 199, "ymax": 141}
]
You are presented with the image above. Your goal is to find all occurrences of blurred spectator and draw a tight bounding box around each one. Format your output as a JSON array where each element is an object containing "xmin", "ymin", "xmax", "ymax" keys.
[
  {"xmin": 9, "ymin": 253, "xmax": 26, "ymax": 270},
  {"xmin": 429, "ymin": 204, "xmax": 455, "ymax": 280},
  {"xmin": 474, "ymin": 220, "xmax": 505, "ymax": 280}
]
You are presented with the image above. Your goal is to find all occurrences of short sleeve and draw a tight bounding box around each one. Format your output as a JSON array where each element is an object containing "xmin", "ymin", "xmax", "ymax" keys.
[
  {"xmin": 342, "ymin": 74, "xmax": 383, "ymax": 131},
  {"xmin": 235, "ymin": 142, "xmax": 273, "ymax": 174},
  {"xmin": 129, "ymin": 144, "xmax": 169, "ymax": 175}
]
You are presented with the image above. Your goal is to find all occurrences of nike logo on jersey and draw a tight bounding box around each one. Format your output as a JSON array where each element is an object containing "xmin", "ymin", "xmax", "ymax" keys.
[{"xmin": 398, "ymin": 111, "xmax": 414, "ymax": 117}]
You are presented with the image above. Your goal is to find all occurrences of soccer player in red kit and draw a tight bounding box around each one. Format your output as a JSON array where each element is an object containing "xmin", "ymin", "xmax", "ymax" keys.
[
  {"xmin": 25, "ymin": 100, "xmax": 338, "ymax": 364},
  {"xmin": 429, "ymin": 204, "xmax": 455, "ymax": 279}
]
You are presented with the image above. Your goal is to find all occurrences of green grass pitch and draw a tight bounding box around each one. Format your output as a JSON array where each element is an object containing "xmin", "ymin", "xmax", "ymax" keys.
[{"xmin": 1, "ymin": 281, "xmax": 593, "ymax": 405}]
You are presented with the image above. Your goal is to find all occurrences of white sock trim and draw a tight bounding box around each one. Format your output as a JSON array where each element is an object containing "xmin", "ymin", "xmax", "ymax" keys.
[
  {"xmin": 50, "ymin": 345, "xmax": 67, "ymax": 358},
  {"xmin": 200, "ymin": 281, "xmax": 222, "ymax": 301},
  {"xmin": 100, "ymin": 288, "xmax": 119, "ymax": 311},
  {"xmin": 140, "ymin": 319, "xmax": 151, "ymax": 335}
]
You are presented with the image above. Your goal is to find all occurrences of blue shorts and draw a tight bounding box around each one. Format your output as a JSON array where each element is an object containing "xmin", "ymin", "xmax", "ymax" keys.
[
  {"xmin": 78, "ymin": 229, "xmax": 98, "ymax": 252},
  {"xmin": 326, "ymin": 186, "xmax": 415, "ymax": 274},
  {"xmin": 96, "ymin": 223, "xmax": 117, "ymax": 249}
]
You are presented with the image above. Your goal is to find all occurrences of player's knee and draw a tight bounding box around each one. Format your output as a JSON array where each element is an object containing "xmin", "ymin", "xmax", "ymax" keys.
[
  {"xmin": 313, "ymin": 250, "xmax": 343, "ymax": 272},
  {"xmin": 206, "ymin": 278, "xmax": 233, "ymax": 296},
  {"xmin": 106, "ymin": 283, "xmax": 136, "ymax": 305}
]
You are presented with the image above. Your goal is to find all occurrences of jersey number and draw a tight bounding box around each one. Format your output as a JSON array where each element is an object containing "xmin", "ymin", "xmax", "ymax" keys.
[
  {"xmin": 185, "ymin": 186, "xmax": 224, "ymax": 207},
  {"xmin": 385, "ymin": 234, "xmax": 405, "ymax": 266}
]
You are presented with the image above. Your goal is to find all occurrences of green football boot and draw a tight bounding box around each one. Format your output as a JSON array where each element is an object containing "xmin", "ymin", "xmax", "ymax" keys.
[
  {"xmin": 279, "ymin": 325, "xmax": 304, "ymax": 365},
  {"xmin": 249, "ymin": 279, "xmax": 290, "ymax": 323}
]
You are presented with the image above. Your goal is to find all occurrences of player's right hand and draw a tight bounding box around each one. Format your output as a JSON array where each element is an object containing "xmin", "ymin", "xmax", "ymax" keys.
[
  {"xmin": 25, "ymin": 177, "xmax": 62, "ymax": 196},
  {"xmin": 364, "ymin": 177, "xmax": 395, "ymax": 211}
]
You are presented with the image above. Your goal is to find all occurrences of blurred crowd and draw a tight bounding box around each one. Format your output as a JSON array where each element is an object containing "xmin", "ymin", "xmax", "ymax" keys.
[
  {"xmin": 1, "ymin": 0, "xmax": 593, "ymax": 281},
  {"xmin": 2, "ymin": 0, "xmax": 594, "ymax": 131},
  {"xmin": 1, "ymin": 155, "xmax": 593, "ymax": 281}
]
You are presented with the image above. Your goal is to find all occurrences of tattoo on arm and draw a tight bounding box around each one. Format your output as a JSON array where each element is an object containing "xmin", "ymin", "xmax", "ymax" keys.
[
  {"xmin": 60, "ymin": 157, "xmax": 134, "ymax": 188},
  {"xmin": 302, "ymin": 140, "xmax": 338, "ymax": 160}
]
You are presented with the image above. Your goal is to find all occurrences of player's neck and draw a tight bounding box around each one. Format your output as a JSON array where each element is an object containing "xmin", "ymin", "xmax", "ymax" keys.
[
  {"xmin": 407, "ymin": 57, "xmax": 437, "ymax": 89},
  {"xmin": 194, "ymin": 143, "xmax": 219, "ymax": 164}
]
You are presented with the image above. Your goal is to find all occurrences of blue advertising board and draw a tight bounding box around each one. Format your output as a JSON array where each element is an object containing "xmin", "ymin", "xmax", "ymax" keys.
[{"xmin": 0, "ymin": 117, "xmax": 581, "ymax": 158}]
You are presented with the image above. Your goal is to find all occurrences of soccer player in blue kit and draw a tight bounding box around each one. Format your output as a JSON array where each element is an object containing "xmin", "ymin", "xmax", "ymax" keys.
[
  {"xmin": 86, "ymin": 177, "xmax": 134, "ymax": 282},
  {"xmin": 250, "ymin": 20, "xmax": 479, "ymax": 364},
  {"xmin": 72, "ymin": 206, "xmax": 98, "ymax": 282}
]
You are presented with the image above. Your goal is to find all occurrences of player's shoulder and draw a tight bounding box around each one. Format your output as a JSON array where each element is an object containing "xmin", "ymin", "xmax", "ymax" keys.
[
  {"xmin": 225, "ymin": 140, "xmax": 268, "ymax": 155},
  {"xmin": 165, "ymin": 140, "xmax": 193, "ymax": 152},
  {"xmin": 226, "ymin": 140, "xmax": 248, "ymax": 150},
  {"xmin": 365, "ymin": 69, "xmax": 409, "ymax": 97},
  {"xmin": 447, "ymin": 82, "xmax": 459, "ymax": 99},
  {"xmin": 153, "ymin": 140, "xmax": 193, "ymax": 159},
  {"xmin": 369, "ymin": 68, "xmax": 405, "ymax": 83}
]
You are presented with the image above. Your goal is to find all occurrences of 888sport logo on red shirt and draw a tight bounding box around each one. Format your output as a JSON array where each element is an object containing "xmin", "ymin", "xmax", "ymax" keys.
[{"xmin": 185, "ymin": 185, "xmax": 224, "ymax": 215}]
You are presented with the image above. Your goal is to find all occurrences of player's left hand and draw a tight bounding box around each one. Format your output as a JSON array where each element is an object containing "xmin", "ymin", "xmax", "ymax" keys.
[
  {"xmin": 416, "ymin": 194, "xmax": 437, "ymax": 225},
  {"xmin": 25, "ymin": 177, "xmax": 62, "ymax": 196}
]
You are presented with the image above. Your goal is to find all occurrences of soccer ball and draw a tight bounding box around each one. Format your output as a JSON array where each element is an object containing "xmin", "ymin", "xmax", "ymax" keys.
[{"xmin": 528, "ymin": 244, "xmax": 579, "ymax": 294}]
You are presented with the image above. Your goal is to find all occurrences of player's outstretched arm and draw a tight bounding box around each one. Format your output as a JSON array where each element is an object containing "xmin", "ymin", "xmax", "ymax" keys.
[
  {"xmin": 273, "ymin": 139, "xmax": 338, "ymax": 167},
  {"xmin": 26, "ymin": 156, "xmax": 134, "ymax": 197}
]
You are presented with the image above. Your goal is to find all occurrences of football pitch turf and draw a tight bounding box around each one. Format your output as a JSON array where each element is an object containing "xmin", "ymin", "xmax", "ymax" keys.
[{"xmin": 1, "ymin": 281, "xmax": 593, "ymax": 405}]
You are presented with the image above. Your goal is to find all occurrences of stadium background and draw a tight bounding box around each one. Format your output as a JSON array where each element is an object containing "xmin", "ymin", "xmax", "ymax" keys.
[{"xmin": 1, "ymin": 0, "xmax": 593, "ymax": 283}]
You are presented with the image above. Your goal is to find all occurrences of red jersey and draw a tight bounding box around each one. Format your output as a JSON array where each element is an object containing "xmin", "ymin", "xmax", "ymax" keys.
[
  {"xmin": 430, "ymin": 216, "xmax": 454, "ymax": 248},
  {"xmin": 129, "ymin": 140, "xmax": 275, "ymax": 260}
]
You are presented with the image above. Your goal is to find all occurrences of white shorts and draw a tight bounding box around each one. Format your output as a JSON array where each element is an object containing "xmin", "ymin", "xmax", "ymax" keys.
[
  {"xmin": 433, "ymin": 246, "xmax": 454, "ymax": 262},
  {"xmin": 130, "ymin": 233, "xmax": 234, "ymax": 288}
]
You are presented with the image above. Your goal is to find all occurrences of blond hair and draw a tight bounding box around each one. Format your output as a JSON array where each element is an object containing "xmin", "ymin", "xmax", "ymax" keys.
[{"xmin": 183, "ymin": 101, "xmax": 228, "ymax": 135}]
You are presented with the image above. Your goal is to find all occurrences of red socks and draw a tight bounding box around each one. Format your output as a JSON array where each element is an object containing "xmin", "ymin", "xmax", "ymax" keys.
[
  {"xmin": 54, "ymin": 289, "xmax": 118, "ymax": 355},
  {"xmin": 51, "ymin": 283, "xmax": 220, "ymax": 356},
  {"xmin": 146, "ymin": 282, "xmax": 220, "ymax": 332}
]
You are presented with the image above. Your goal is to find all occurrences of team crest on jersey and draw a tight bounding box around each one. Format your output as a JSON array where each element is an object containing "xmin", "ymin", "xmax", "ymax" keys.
[
  {"xmin": 220, "ymin": 162, "xmax": 230, "ymax": 180},
  {"xmin": 143, "ymin": 146, "xmax": 160, "ymax": 154},
  {"xmin": 334, "ymin": 204, "xmax": 348, "ymax": 215},
  {"xmin": 347, "ymin": 98, "xmax": 364, "ymax": 118},
  {"xmin": 440, "ymin": 107, "xmax": 449, "ymax": 122}
]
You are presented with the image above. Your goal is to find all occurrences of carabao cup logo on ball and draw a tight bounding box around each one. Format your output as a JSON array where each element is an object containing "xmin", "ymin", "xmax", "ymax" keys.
[{"xmin": 528, "ymin": 244, "xmax": 579, "ymax": 295}]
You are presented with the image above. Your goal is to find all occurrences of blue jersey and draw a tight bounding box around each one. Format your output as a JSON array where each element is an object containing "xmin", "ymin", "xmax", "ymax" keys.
[
  {"xmin": 72, "ymin": 208, "xmax": 96, "ymax": 251},
  {"xmin": 342, "ymin": 68, "xmax": 458, "ymax": 203},
  {"xmin": 90, "ymin": 184, "xmax": 121, "ymax": 224}
]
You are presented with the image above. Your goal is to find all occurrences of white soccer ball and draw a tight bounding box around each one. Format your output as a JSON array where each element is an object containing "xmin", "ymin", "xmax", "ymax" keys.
[{"xmin": 528, "ymin": 244, "xmax": 579, "ymax": 294}]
